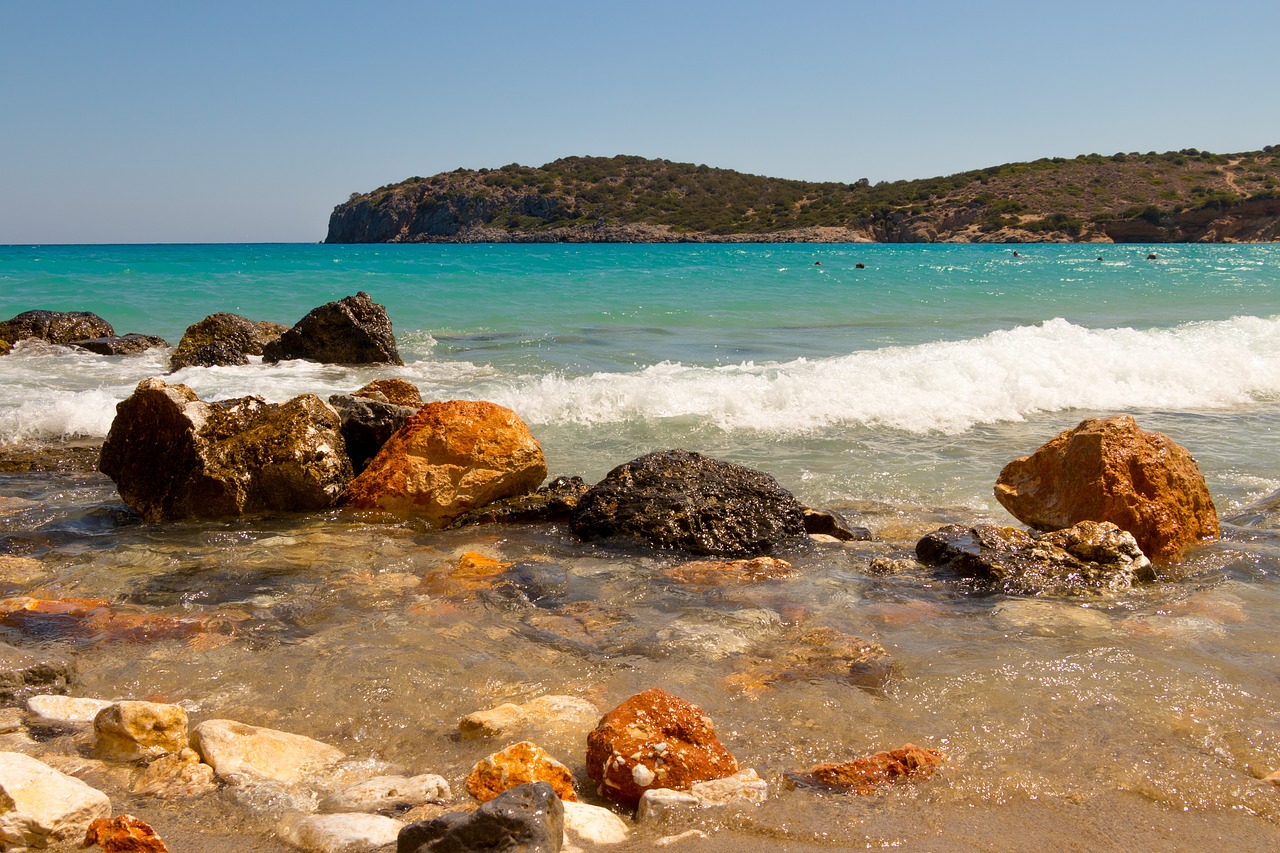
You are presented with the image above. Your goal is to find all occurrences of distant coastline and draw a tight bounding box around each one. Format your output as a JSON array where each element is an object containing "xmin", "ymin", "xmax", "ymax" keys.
[{"xmin": 326, "ymin": 149, "xmax": 1280, "ymax": 245}]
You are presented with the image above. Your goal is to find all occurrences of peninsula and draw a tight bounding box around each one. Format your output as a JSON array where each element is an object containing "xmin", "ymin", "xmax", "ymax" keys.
[{"xmin": 326, "ymin": 148, "xmax": 1280, "ymax": 244}]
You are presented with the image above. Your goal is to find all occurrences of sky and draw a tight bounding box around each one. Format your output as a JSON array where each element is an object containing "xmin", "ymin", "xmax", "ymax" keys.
[{"xmin": 3, "ymin": 0, "xmax": 1278, "ymax": 244}]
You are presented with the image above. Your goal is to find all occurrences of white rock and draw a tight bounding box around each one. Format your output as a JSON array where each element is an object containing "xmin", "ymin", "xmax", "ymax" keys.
[
  {"xmin": 192, "ymin": 719, "xmax": 345, "ymax": 785},
  {"xmin": 278, "ymin": 811, "xmax": 404, "ymax": 853},
  {"xmin": 0, "ymin": 751, "xmax": 112, "ymax": 848},
  {"xmin": 562, "ymin": 800, "xmax": 629, "ymax": 845},
  {"xmin": 637, "ymin": 769, "xmax": 768, "ymax": 822},
  {"xmin": 25, "ymin": 695, "xmax": 114, "ymax": 726},
  {"xmin": 636, "ymin": 787, "xmax": 700, "ymax": 822},
  {"xmin": 320, "ymin": 774, "xmax": 450, "ymax": 812},
  {"xmin": 458, "ymin": 694, "xmax": 600, "ymax": 739}
]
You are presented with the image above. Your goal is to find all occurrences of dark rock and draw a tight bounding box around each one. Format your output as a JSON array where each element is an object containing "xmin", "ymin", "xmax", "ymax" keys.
[
  {"xmin": 327, "ymin": 394, "xmax": 420, "ymax": 475},
  {"xmin": 0, "ymin": 642, "xmax": 75, "ymax": 705},
  {"xmin": 397, "ymin": 781, "xmax": 563, "ymax": 853},
  {"xmin": 451, "ymin": 476, "xmax": 590, "ymax": 527},
  {"xmin": 263, "ymin": 292, "xmax": 403, "ymax": 366},
  {"xmin": 99, "ymin": 378, "xmax": 353, "ymax": 522},
  {"xmin": 1224, "ymin": 486, "xmax": 1280, "ymax": 530},
  {"xmin": 802, "ymin": 507, "xmax": 872, "ymax": 541},
  {"xmin": 916, "ymin": 520, "xmax": 1151, "ymax": 595},
  {"xmin": 73, "ymin": 333, "xmax": 169, "ymax": 356},
  {"xmin": 0, "ymin": 310, "xmax": 114, "ymax": 348},
  {"xmin": 169, "ymin": 313, "xmax": 289, "ymax": 370},
  {"xmin": 571, "ymin": 450, "xmax": 806, "ymax": 557}
]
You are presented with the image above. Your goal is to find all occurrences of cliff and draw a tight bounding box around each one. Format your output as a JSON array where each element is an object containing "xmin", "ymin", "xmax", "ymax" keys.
[{"xmin": 325, "ymin": 148, "xmax": 1280, "ymax": 244}]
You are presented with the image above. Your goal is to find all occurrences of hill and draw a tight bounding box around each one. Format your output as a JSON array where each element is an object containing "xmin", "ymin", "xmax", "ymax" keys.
[{"xmin": 325, "ymin": 148, "xmax": 1280, "ymax": 244}]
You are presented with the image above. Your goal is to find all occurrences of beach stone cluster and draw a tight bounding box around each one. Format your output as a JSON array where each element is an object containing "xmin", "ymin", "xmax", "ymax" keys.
[{"xmin": 0, "ymin": 309, "xmax": 167, "ymax": 357}]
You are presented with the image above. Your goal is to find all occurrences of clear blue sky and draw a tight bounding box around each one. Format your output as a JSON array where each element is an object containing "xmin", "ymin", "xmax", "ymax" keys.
[{"xmin": 3, "ymin": 0, "xmax": 1277, "ymax": 244}]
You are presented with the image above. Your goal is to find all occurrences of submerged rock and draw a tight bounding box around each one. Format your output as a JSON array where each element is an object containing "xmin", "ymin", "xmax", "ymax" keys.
[
  {"xmin": 802, "ymin": 507, "xmax": 872, "ymax": 541},
  {"xmin": 726, "ymin": 625, "xmax": 896, "ymax": 695},
  {"xmin": 341, "ymin": 400, "xmax": 547, "ymax": 527},
  {"xmin": 169, "ymin": 313, "xmax": 288, "ymax": 370},
  {"xmin": 458, "ymin": 695, "xmax": 600, "ymax": 741},
  {"xmin": 397, "ymin": 781, "xmax": 564, "ymax": 853},
  {"xmin": 666, "ymin": 556, "xmax": 794, "ymax": 586},
  {"xmin": 637, "ymin": 768, "xmax": 768, "ymax": 821},
  {"xmin": 99, "ymin": 378, "xmax": 352, "ymax": 522},
  {"xmin": 73, "ymin": 333, "xmax": 170, "ymax": 356},
  {"xmin": 451, "ymin": 476, "xmax": 590, "ymax": 527},
  {"xmin": 586, "ymin": 688, "xmax": 738, "ymax": 809},
  {"xmin": 320, "ymin": 774, "xmax": 451, "ymax": 813},
  {"xmin": 465, "ymin": 741, "xmax": 576, "ymax": 803},
  {"xmin": 791, "ymin": 743, "xmax": 945, "ymax": 794},
  {"xmin": 994, "ymin": 415, "xmax": 1219, "ymax": 562},
  {"xmin": 263, "ymin": 291, "xmax": 403, "ymax": 365},
  {"xmin": 572, "ymin": 450, "xmax": 807, "ymax": 557},
  {"xmin": 916, "ymin": 520, "xmax": 1152, "ymax": 595},
  {"xmin": 0, "ymin": 643, "xmax": 75, "ymax": 706},
  {"xmin": 0, "ymin": 309, "xmax": 114, "ymax": 349}
]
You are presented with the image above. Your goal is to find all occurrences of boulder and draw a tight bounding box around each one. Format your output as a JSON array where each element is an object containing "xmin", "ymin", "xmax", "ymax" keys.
[
  {"xmin": 327, "ymin": 393, "xmax": 420, "ymax": 475},
  {"xmin": 0, "ymin": 310, "xmax": 114, "ymax": 348},
  {"xmin": 352, "ymin": 378, "xmax": 423, "ymax": 407},
  {"xmin": 263, "ymin": 291, "xmax": 403, "ymax": 365},
  {"xmin": 73, "ymin": 333, "xmax": 169, "ymax": 356},
  {"xmin": 0, "ymin": 751, "xmax": 112, "ymax": 848},
  {"xmin": 190, "ymin": 719, "xmax": 345, "ymax": 785},
  {"xmin": 572, "ymin": 450, "xmax": 806, "ymax": 557},
  {"xmin": 916, "ymin": 521, "xmax": 1152, "ymax": 595},
  {"xmin": 0, "ymin": 643, "xmax": 74, "ymax": 705},
  {"xmin": 450, "ymin": 476, "xmax": 590, "ymax": 527},
  {"xmin": 93, "ymin": 701, "xmax": 188, "ymax": 762},
  {"xmin": 466, "ymin": 741, "xmax": 576, "ymax": 803},
  {"xmin": 994, "ymin": 415, "xmax": 1219, "ymax": 562},
  {"xmin": 278, "ymin": 812, "xmax": 404, "ymax": 853},
  {"xmin": 341, "ymin": 400, "xmax": 546, "ymax": 527},
  {"xmin": 99, "ymin": 378, "xmax": 353, "ymax": 522},
  {"xmin": 397, "ymin": 781, "xmax": 564, "ymax": 853},
  {"xmin": 168, "ymin": 313, "xmax": 289, "ymax": 370},
  {"xmin": 791, "ymin": 743, "xmax": 944, "ymax": 794},
  {"xmin": 81, "ymin": 814, "xmax": 169, "ymax": 852},
  {"xmin": 585, "ymin": 688, "xmax": 738, "ymax": 809}
]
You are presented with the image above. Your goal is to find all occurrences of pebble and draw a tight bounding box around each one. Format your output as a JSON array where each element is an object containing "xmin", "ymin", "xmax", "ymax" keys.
[
  {"xmin": 562, "ymin": 799, "xmax": 629, "ymax": 848},
  {"xmin": 277, "ymin": 811, "xmax": 404, "ymax": 853}
]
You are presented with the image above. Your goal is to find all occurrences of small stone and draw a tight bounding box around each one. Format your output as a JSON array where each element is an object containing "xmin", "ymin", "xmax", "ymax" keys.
[
  {"xmin": 666, "ymin": 556, "xmax": 793, "ymax": 586},
  {"xmin": 130, "ymin": 748, "xmax": 218, "ymax": 799},
  {"xmin": 94, "ymin": 701, "xmax": 189, "ymax": 762},
  {"xmin": 81, "ymin": 814, "xmax": 170, "ymax": 852},
  {"xmin": 26, "ymin": 695, "xmax": 113, "ymax": 726},
  {"xmin": 465, "ymin": 740, "xmax": 576, "ymax": 803},
  {"xmin": 459, "ymin": 695, "xmax": 601, "ymax": 741},
  {"xmin": 191, "ymin": 719, "xmax": 345, "ymax": 785},
  {"xmin": 635, "ymin": 788, "xmax": 700, "ymax": 822},
  {"xmin": 792, "ymin": 743, "xmax": 945, "ymax": 794},
  {"xmin": 458, "ymin": 704, "xmax": 526, "ymax": 739},
  {"xmin": 562, "ymin": 800, "xmax": 629, "ymax": 846},
  {"xmin": 278, "ymin": 811, "xmax": 404, "ymax": 853},
  {"xmin": 0, "ymin": 751, "xmax": 112, "ymax": 848},
  {"xmin": 0, "ymin": 644, "xmax": 75, "ymax": 705},
  {"xmin": 320, "ymin": 774, "xmax": 451, "ymax": 813},
  {"xmin": 397, "ymin": 782, "xmax": 563, "ymax": 853},
  {"xmin": 636, "ymin": 769, "xmax": 767, "ymax": 821},
  {"xmin": 352, "ymin": 378, "xmax": 423, "ymax": 408}
]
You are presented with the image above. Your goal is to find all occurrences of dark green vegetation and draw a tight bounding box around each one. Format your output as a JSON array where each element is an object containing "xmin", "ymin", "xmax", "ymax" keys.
[{"xmin": 326, "ymin": 146, "xmax": 1280, "ymax": 243}]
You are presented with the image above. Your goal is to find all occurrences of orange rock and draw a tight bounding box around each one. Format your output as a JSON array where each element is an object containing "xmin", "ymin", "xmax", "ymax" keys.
[
  {"xmin": 81, "ymin": 814, "xmax": 169, "ymax": 852},
  {"xmin": 586, "ymin": 688, "xmax": 737, "ymax": 808},
  {"xmin": 465, "ymin": 740, "xmax": 577, "ymax": 803},
  {"xmin": 994, "ymin": 415, "xmax": 1219, "ymax": 563},
  {"xmin": 0, "ymin": 596, "xmax": 237, "ymax": 644},
  {"xmin": 798, "ymin": 743, "xmax": 945, "ymax": 794},
  {"xmin": 666, "ymin": 556, "xmax": 793, "ymax": 586},
  {"xmin": 352, "ymin": 378, "xmax": 424, "ymax": 408},
  {"xmin": 419, "ymin": 551, "xmax": 514, "ymax": 595},
  {"xmin": 341, "ymin": 400, "xmax": 547, "ymax": 527}
]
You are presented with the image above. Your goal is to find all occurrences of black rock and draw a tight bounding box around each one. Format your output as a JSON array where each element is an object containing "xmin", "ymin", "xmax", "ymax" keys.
[
  {"xmin": 0, "ymin": 642, "xmax": 75, "ymax": 706},
  {"xmin": 451, "ymin": 476, "xmax": 590, "ymax": 527},
  {"xmin": 169, "ymin": 313, "xmax": 289, "ymax": 370},
  {"xmin": 398, "ymin": 781, "xmax": 564, "ymax": 853},
  {"xmin": 571, "ymin": 449, "xmax": 806, "ymax": 557},
  {"xmin": 73, "ymin": 333, "xmax": 169, "ymax": 355},
  {"xmin": 327, "ymin": 393, "xmax": 420, "ymax": 474},
  {"xmin": 0, "ymin": 310, "xmax": 114, "ymax": 347},
  {"xmin": 802, "ymin": 507, "xmax": 872, "ymax": 541},
  {"xmin": 263, "ymin": 291, "xmax": 403, "ymax": 366}
]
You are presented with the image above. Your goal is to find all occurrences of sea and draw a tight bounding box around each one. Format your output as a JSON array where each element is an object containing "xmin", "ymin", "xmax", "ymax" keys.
[{"xmin": 1, "ymin": 242, "xmax": 1279, "ymax": 850}]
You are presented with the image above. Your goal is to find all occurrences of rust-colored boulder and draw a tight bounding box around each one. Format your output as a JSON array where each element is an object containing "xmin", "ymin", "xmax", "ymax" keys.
[
  {"xmin": 465, "ymin": 741, "xmax": 577, "ymax": 803},
  {"xmin": 586, "ymin": 688, "xmax": 738, "ymax": 808},
  {"xmin": 793, "ymin": 743, "xmax": 944, "ymax": 794},
  {"xmin": 994, "ymin": 415, "xmax": 1219, "ymax": 562},
  {"xmin": 341, "ymin": 400, "xmax": 546, "ymax": 527},
  {"xmin": 81, "ymin": 814, "xmax": 169, "ymax": 852}
]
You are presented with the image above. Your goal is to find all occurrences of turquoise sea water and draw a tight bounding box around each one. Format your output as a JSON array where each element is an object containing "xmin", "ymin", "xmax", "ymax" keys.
[{"xmin": 3, "ymin": 243, "xmax": 1280, "ymax": 849}]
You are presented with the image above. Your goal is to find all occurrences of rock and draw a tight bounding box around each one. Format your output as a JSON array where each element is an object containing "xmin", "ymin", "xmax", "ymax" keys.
[
  {"xmin": 561, "ymin": 800, "xmax": 628, "ymax": 847},
  {"xmin": 130, "ymin": 748, "xmax": 218, "ymax": 799},
  {"xmin": 450, "ymin": 476, "xmax": 590, "ymax": 527},
  {"xmin": 0, "ymin": 554, "xmax": 47, "ymax": 585},
  {"xmin": 802, "ymin": 508, "xmax": 872, "ymax": 541},
  {"xmin": 637, "ymin": 768, "xmax": 767, "ymax": 821},
  {"xmin": 458, "ymin": 695, "xmax": 600, "ymax": 741},
  {"xmin": 99, "ymin": 378, "xmax": 353, "ymax": 522},
  {"xmin": 0, "ymin": 310, "xmax": 114, "ymax": 348},
  {"xmin": 397, "ymin": 781, "xmax": 564, "ymax": 853},
  {"xmin": 26, "ymin": 695, "xmax": 110, "ymax": 726},
  {"xmin": 585, "ymin": 688, "xmax": 738, "ymax": 809},
  {"xmin": 278, "ymin": 812, "xmax": 404, "ymax": 853},
  {"xmin": 791, "ymin": 743, "xmax": 945, "ymax": 794},
  {"xmin": 327, "ymin": 394, "xmax": 420, "ymax": 475},
  {"xmin": 72, "ymin": 333, "xmax": 170, "ymax": 356},
  {"xmin": 465, "ymin": 741, "xmax": 576, "ymax": 803},
  {"xmin": 994, "ymin": 415, "xmax": 1219, "ymax": 562},
  {"xmin": 341, "ymin": 400, "xmax": 546, "ymax": 527},
  {"xmin": 916, "ymin": 521, "xmax": 1151, "ymax": 595},
  {"xmin": 320, "ymin": 774, "xmax": 451, "ymax": 813},
  {"xmin": 0, "ymin": 596, "xmax": 228, "ymax": 645},
  {"xmin": 726, "ymin": 625, "xmax": 896, "ymax": 695},
  {"xmin": 572, "ymin": 450, "xmax": 807, "ymax": 557},
  {"xmin": 0, "ymin": 644, "xmax": 75, "ymax": 705},
  {"xmin": 81, "ymin": 814, "xmax": 169, "ymax": 852},
  {"xmin": 352, "ymin": 378, "xmax": 423, "ymax": 407},
  {"xmin": 665, "ymin": 556, "xmax": 793, "ymax": 586},
  {"xmin": 190, "ymin": 719, "xmax": 345, "ymax": 785},
  {"xmin": 93, "ymin": 701, "xmax": 189, "ymax": 762},
  {"xmin": 0, "ymin": 751, "xmax": 112, "ymax": 848},
  {"xmin": 263, "ymin": 292, "xmax": 403, "ymax": 366},
  {"xmin": 168, "ymin": 313, "xmax": 289, "ymax": 370}
]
